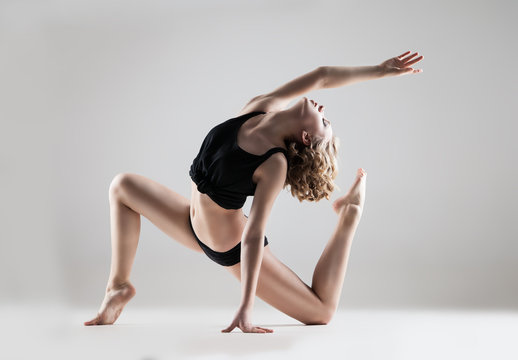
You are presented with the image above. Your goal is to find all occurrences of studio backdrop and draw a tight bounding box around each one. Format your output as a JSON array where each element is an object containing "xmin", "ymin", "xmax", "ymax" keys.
[{"xmin": 1, "ymin": 0, "xmax": 516, "ymax": 310}]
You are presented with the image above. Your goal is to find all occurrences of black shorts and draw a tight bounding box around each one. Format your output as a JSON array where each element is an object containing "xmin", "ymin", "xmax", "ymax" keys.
[{"xmin": 188, "ymin": 213, "xmax": 269, "ymax": 267}]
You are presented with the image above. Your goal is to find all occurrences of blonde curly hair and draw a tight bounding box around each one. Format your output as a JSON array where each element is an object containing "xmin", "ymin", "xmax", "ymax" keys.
[{"xmin": 283, "ymin": 134, "xmax": 340, "ymax": 202}]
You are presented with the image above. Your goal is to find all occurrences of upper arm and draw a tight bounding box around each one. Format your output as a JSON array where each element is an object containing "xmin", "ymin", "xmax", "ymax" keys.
[
  {"xmin": 242, "ymin": 153, "xmax": 288, "ymax": 240},
  {"xmin": 237, "ymin": 66, "xmax": 327, "ymax": 115}
]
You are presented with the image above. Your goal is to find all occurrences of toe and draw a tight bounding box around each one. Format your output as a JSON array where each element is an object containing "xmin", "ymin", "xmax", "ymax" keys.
[{"xmin": 84, "ymin": 315, "xmax": 100, "ymax": 326}]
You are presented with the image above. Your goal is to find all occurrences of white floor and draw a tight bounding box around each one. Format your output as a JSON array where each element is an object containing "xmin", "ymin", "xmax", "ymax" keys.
[{"xmin": 2, "ymin": 304, "xmax": 517, "ymax": 360}]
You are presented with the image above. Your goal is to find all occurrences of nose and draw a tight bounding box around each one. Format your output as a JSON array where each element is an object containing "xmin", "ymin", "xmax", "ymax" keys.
[{"xmin": 310, "ymin": 99, "xmax": 324, "ymax": 112}]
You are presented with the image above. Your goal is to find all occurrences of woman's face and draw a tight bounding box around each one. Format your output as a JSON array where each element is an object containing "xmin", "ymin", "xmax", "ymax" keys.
[{"xmin": 292, "ymin": 96, "xmax": 333, "ymax": 145}]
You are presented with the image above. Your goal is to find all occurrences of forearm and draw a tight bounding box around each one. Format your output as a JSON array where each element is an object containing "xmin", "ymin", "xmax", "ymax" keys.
[
  {"xmin": 239, "ymin": 234, "xmax": 265, "ymax": 309},
  {"xmin": 321, "ymin": 65, "xmax": 384, "ymax": 89}
]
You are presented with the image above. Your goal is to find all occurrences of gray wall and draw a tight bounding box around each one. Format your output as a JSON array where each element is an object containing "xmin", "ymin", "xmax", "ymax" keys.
[{"xmin": 1, "ymin": 0, "xmax": 516, "ymax": 310}]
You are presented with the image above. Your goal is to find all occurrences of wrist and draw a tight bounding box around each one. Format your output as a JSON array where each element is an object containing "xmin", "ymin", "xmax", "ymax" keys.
[
  {"xmin": 374, "ymin": 64, "xmax": 386, "ymax": 78},
  {"xmin": 239, "ymin": 301, "xmax": 254, "ymax": 311}
]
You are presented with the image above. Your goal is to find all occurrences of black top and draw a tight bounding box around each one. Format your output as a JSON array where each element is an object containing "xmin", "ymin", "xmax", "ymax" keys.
[{"xmin": 189, "ymin": 111, "xmax": 288, "ymax": 210}]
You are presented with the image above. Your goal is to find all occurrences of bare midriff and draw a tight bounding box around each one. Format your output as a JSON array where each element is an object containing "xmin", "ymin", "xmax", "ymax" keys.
[{"xmin": 190, "ymin": 179, "xmax": 248, "ymax": 252}]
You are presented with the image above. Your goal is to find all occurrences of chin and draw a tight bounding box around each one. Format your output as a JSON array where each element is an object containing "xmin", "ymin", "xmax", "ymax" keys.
[{"xmin": 300, "ymin": 97, "xmax": 308, "ymax": 116}]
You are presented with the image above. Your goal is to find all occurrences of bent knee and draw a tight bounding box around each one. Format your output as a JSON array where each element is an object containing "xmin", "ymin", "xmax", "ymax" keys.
[
  {"xmin": 302, "ymin": 306, "xmax": 335, "ymax": 326},
  {"xmin": 109, "ymin": 172, "xmax": 135, "ymax": 200}
]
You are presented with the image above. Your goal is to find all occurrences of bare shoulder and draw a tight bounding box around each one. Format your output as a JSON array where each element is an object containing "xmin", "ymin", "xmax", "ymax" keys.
[
  {"xmin": 255, "ymin": 152, "xmax": 288, "ymax": 186},
  {"xmin": 236, "ymin": 94, "xmax": 291, "ymax": 117}
]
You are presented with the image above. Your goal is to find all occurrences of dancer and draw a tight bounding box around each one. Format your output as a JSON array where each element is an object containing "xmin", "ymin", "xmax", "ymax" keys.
[{"xmin": 84, "ymin": 51, "xmax": 424, "ymax": 333}]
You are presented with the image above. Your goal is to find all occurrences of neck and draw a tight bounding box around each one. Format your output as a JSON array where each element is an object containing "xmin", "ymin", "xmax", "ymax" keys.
[{"xmin": 258, "ymin": 109, "xmax": 300, "ymax": 148}]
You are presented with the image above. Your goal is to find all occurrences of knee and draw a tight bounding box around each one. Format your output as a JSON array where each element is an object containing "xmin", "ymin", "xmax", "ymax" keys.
[
  {"xmin": 109, "ymin": 173, "xmax": 134, "ymax": 200},
  {"xmin": 322, "ymin": 307, "xmax": 335, "ymax": 325},
  {"xmin": 303, "ymin": 306, "xmax": 335, "ymax": 326}
]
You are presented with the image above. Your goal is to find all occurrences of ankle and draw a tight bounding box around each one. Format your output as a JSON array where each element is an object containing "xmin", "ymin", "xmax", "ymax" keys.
[
  {"xmin": 339, "ymin": 204, "xmax": 362, "ymax": 223},
  {"xmin": 106, "ymin": 279, "xmax": 131, "ymax": 292}
]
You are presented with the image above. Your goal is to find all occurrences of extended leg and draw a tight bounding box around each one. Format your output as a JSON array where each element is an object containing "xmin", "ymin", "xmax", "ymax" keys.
[
  {"xmin": 224, "ymin": 168, "xmax": 367, "ymax": 325},
  {"xmin": 311, "ymin": 168, "xmax": 366, "ymax": 313}
]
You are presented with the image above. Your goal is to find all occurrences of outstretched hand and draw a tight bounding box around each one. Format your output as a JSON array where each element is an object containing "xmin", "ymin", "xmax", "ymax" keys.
[
  {"xmin": 379, "ymin": 50, "xmax": 424, "ymax": 76},
  {"xmin": 221, "ymin": 305, "xmax": 274, "ymax": 334}
]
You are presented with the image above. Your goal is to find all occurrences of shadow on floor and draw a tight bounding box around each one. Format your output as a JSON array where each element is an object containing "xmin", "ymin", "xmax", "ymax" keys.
[{"xmin": 174, "ymin": 323, "xmax": 318, "ymax": 357}]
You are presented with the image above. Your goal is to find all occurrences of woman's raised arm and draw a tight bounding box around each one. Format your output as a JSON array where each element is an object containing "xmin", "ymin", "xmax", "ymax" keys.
[
  {"xmin": 239, "ymin": 50, "xmax": 423, "ymax": 115},
  {"xmin": 322, "ymin": 50, "xmax": 424, "ymax": 89}
]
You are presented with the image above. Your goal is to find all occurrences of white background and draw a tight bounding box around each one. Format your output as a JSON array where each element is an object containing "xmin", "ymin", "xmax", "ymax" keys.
[{"xmin": 1, "ymin": 0, "xmax": 516, "ymax": 310}]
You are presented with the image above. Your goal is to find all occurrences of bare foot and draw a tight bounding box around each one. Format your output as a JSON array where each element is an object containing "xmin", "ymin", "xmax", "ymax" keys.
[
  {"xmin": 332, "ymin": 168, "xmax": 367, "ymax": 215},
  {"xmin": 84, "ymin": 282, "xmax": 136, "ymax": 326}
]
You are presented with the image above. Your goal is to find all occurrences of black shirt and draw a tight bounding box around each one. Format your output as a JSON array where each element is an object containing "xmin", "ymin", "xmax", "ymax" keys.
[{"xmin": 189, "ymin": 111, "xmax": 288, "ymax": 210}]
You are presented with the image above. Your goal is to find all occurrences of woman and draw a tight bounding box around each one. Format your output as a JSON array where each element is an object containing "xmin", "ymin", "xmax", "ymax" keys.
[{"xmin": 84, "ymin": 50, "xmax": 424, "ymax": 333}]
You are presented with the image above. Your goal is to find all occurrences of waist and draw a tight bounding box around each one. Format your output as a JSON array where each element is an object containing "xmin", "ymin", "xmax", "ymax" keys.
[{"xmin": 190, "ymin": 180, "xmax": 247, "ymax": 251}]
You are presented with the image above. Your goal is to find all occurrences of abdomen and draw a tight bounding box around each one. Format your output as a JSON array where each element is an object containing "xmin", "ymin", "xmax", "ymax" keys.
[{"xmin": 190, "ymin": 180, "xmax": 248, "ymax": 252}]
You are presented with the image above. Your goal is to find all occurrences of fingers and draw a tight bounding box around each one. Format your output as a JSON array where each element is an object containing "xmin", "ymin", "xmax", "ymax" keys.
[
  {"xmin": 388, "ymin": 67, "xmax": 412, "ymax": 75},
  {"xmin": 222, "ymin": 326, "xmax": 274, "ymax": 333},
  {"xmin": 221, "ymin": 324, "xmax": 235, "ymax": 333},
  {"xmin": 401, "ymin": 52, "xmax": 419, "ymax": 63},
  {"xmin": 250, "ymin": 327, "xmax": 273, "ymax": 333},
  {"xmin": 399, "ymin": 67, "xmax": 423, "ymax": 75},
  {"xmin": 221, "ymin": 320, "xmax": 274, "ymax": 334},
  {"xmin": 404, "ymin": 55, "xmax": 424, "ymax": 67},
  {"xmin": 397, "ymin": 51, "xmax": 411, "ymax": 58},
  {"xmin": 256, "ymin": 327, "xmax": 274, "ymax": 333}
]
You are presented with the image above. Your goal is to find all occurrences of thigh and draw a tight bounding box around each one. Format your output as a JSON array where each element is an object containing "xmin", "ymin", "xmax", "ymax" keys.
[
  {"xmin": 225, "ymin": 246, "xmax": 331, "ymax": 325},
  {"xmin": 110, "ymin": 172, "xmax": 203, "ymax": 253}
]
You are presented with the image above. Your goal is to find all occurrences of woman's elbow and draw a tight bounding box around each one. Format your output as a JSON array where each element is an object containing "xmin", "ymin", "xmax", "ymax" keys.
[{"xmin": 316, "ymin": 66, "xmax": 328, "ymax": 88}]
